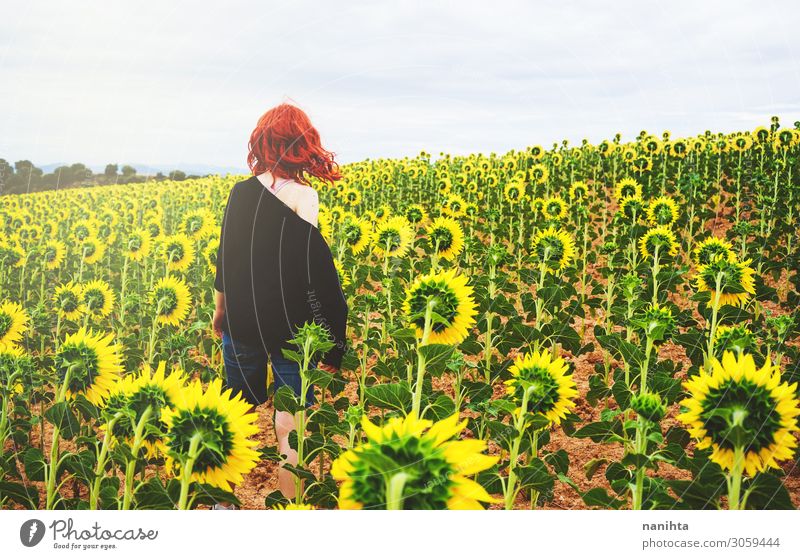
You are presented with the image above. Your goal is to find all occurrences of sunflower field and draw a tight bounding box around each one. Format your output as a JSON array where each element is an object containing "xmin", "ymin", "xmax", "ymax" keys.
[{"xmin": 1, "ymin": 120, "xmax": 800, "ymax": 510}]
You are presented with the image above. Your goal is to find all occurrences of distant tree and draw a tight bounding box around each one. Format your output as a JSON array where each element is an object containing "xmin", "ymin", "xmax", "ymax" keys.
[
  {"xmin": 121, "ymin": 165, "xmax": 136, "ymax": 176},
  {"xmin": 168, "ymin": 170, "xmax": 187, "ymax": 181},
  {"xmin": 155, "ymin": 172, "xmax": 165, "ymax": 181},
  {"xmin": 104, "ymin": 163, "xmax": 119, "ymax": 180}
]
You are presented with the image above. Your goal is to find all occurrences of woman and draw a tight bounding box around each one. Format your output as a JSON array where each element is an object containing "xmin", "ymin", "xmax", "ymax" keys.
[{"xmin": 212, "ymin": 103, "xmax": 348, "ymax": 506}]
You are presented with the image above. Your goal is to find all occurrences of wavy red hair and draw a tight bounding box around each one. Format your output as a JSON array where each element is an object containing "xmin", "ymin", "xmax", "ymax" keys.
[{"xmin": 247, "ymin": 104, "xmax": 341, "ymax": 185}]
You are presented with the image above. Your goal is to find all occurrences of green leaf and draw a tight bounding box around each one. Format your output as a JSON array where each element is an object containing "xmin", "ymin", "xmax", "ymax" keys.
[
  {"xmin": 273, "ymin": 385, "xmax": 301, "ymax": 414},
  {"xmin": 44, "ymin": 401, "xmax": 81, "ymax": 440},
  {"xmin": 517, "ymin": 458, "xmax": 554, "ymax": 493},
  {"xmin": 582, "ymin": 487, "xmax": 626, "ymax": 509},
  {"xmin": 424, "ymin": 394, "xmax": 456, "ymax": 421},
  {"xmin": 0, "ymin": 481, "xmax": 39, "ymax": 508},
  {"xmin": 22, "ymin": 447, "xmax": 45, "ymax": 482},
  {"xmin": 584, "ymin": 457, "xmax": 608, "ymax": 481},
  {"xmin": 743, "ymin": 472, "xmax": 795, "ymax": 510},
  {"xmin": 257, "ymin": 445, "xmax": 284, "ymax": 462},
  {"xmin": 264, "ymin": 490, "xmax": 289, "ymax": 508},
  {"xmin": 418, "ymin": 344, "xmax": 454, "ymax": 377},
  {"xmin": 365, "ymin": 381, "xmax": 412, "ymax": 413},
  {"xmin": 596, "ymin": 333, "xmax": 644, "ymax": 365},
  {"xmin": 572, "ymin": 420, "xmax": 625, "ymax": 443}
]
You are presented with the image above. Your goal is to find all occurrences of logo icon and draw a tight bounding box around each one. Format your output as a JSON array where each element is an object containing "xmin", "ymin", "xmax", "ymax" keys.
[{"xmin": 20, "ymin": 519, "xmax": 45, "ymax": 547}]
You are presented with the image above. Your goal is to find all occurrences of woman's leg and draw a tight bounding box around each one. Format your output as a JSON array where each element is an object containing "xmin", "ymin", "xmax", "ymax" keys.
[
  {"xmin": 219, "ymin": 333, "xmax": 268, "ymax": 508},
  {"xmin": 270, "ymin": 355, "xmax": 315, "ymax": 500}
]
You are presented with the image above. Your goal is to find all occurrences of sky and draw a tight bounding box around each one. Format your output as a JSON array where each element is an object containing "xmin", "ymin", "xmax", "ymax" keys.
[{"xmin": 2, "ymin": 0, "xmax": 800, "ymax": 173}]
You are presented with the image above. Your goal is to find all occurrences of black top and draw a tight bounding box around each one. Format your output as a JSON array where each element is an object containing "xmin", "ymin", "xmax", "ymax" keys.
[{"xmin": 214, "ymin": 176, "xmax": 348, "ymax": 368}]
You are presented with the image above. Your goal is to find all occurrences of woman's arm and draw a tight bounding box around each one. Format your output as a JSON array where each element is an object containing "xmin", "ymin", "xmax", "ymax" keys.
[{"xmin": 212, "ymin": 290, "xmax": 226, "ymax": 338}]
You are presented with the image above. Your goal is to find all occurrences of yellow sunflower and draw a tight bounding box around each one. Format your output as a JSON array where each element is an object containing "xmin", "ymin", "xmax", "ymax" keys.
[
  {"xmin": 695, "ymin": 256, "xmax": 756, "ymax": 307},
  {"xmin": 181, "ymin": 209, "xmax": 216, "ymax": 240},
  {"xmin": 331, "ymin": 413, "xmax": 498, "ymax": 509},
  {"xmin": 568, "ymin": 181, "xmax": 588, "ymax": 202},
  {"xmin": 79, "ymin": 236, "xmax": 106, "ymax": 265},
  {"xmin": 638, "ymin": 226, "xmax": 679, "ymax": 260},
  {"xmin": 372, "ymin": 216, "xmax": 414, "ymax": 259},
  {"xmin": 42, "ymin": 239, "xmax": 66, "ymax": 270},
  {"xmin": 443, "ymin": 194, "xmax": 467, "ymax": 218},
  {"xmin": 425, "ymin": 216, "xmax": 465, "ymax": 262},
  {"xmin": 203, "ymin": 239, "xmax": 219, "ymax": 275},
  {"xmin": 161, "ymin": 234, "xmax": 195, "ymax": 273},
  {"xmin": 530, "ymin": 226, "xmax": 576, "ymax": 272},
  {"xmin": 543, "ymin": 196, "xmax": 568, "ymax": 221},
  {"xmin": 53, "ymin": 282, "xmax": 84, "ymax": 322},
  {"xmin": 692, "ymin": 237, "xmax": 736, "ymax": 266},
  {"xmin": 505, "ymin": 350, "xmax": 578, "ymax": 425},
  {"xmin": 0, "ymin": 300, "xmax": 29, "ymax": 347},
  {"xmin": 503, "ymin": 180, "xmax": 527, "ymax": 205},
  {"xmin": 272, "ymin": 503, "xmax": 316, "ymax": 510},
  {"xmin": 150, "ymin": 276, "xmax": 192, "ymax": 326},
  {"xmin": 162, "ymin": 378, "xmax": 260, "ymax": 491},
  {"xmin": 81, "ymin": 279, "xmax": 116, "ymax": 319},
  {"xmin": 529, "ymin": 163, "xmax": 549, "ymax": 185},
  {"xmin": 103, "ymin": 361, "xmax": 187, "ymax": 459},
  {"xmin": 55, "ymin": 328, "xmax": 122, "ymax": 405},
  {"xmin": 124, "ymin": 229, "xmax": 152, "ymax": 263},
  {"xmin": 614, "ymin": 178, "xmax": 643, "ymax": 200},
  {"xmin": 341, "ymin": 217, "xmax": 371, "ymax": 255},
  {"xmin": 646, "ymin": 196, "xmax": 680, "ymax": 226},
  {"xmin": 404, "ymin": 204, "xmax": 428, "ymax": 226},
  {"xmin": 678, "ymin": 352, "xmax": 799, "ymax": 476},
  {"xmin": 402, "ymin": 269, "xmax": 477, "ymax": 346},
  {"xmin": 342, "ymin": 188, "xmax": 362, "ymax": 206}
]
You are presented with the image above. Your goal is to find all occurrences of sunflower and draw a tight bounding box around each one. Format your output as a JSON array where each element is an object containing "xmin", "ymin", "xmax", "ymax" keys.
[
  {"xmin": 730, "ymin": 135, "xmax": 753, "ymax": 153},
  {"xmin": 372, "ymin": 216, "xmax": 414, "ymax": 259},
  {"xmin": 529, "ymin": 163, "xmax": 549, "ymax": 185},
  {"xmin": 203, "ymin": 239, "xmax": 219, "ymax": 275},
  {"xmin": 0, "ymin": 239, "xmax": 25, "ymax": 268},
  {"xmin": 162, "ymin": 378, "xmax": 260, "ymax": 491},
  {"xmin": 404, "ymin": 204, "xmax": 428, "ymax": 226},
  {"xmin": 530, "ymin": 196, "xmax": 546, "ymax": 215},
  {"xmin": 695, "ymin": 256, "xmax": 756, "ymax": 307},
  {"xmin": 543, "ymin": 196, "xmax": 568, "ymax": 221},
  {"xmin": 646, "ymin": 196, "xmax": 680, "ymax": 226},
  {"xmin": 331, "ymin": 413, "xmax": 498, "ymax": 510},
  {"xmin": 0, "ymin": 300, "xmax": 29, "ymax": 347},
  {"xmin": 342, "ymin": 188, "xmax": 362, "ymax": 206},
  {"xmin": 55, "ymin": 328, "xmax": 122, "ymax": 405},
  {"xmin": 425, "ymin": 217, "xmax": 465, "ymax": 262},
  {"xmin": 503, "ymin": 180, "xmax": 526, "ymax": 205},
  {"xmin": 568, "ymin": 181, "xmax": 588, "ymax": 202},
  {"xmin": 678, "ymin": 352, "xmax": 800, "ymax": 476},
  {"xmin": 692, "ymin": 237, "xmax": 736, "ymax": 266},
  {"xmin": 180, "ymin": 209, "xmax": 216, "ymax": 240},
  {"xmin": 642, "ymin": 135, "xmax": 663, "ymax": 156},
  {"xmin": 528, "ymin": 145, "xmax": 545, "ymax": 160},
  {"xmin": 124, "ymin": 229, "xmax": 152, "ymax": 263},
  {"xmin": 638, "ymin": 226, "xmax": 679, "ymax": 260},
  {"xmin": 530, "ymin": 226, "xmax": 576, "ymax": 272},
  {"xmin": 341, "ymin": 217, "xmax": 371, "ymax": 255},
  {"xmin": 272, "ymin": 503, "xmax": 316, "ymax": 510},
  {"xmin": 614, "ymin": 178, "xmax": 643, "ymax": 200},
  {"xmin": 751, "ymin": 126, "xmax": 771, "ymax": 145},
  {"xmin": 150, "ymin": 276, "xmax": 192, "ymax": 327},
  {"xmin": 162, "ymin": 234, "xmax": 195, "ymax": 273},
  {"xmin": 504, "ymin": 350, "xmax": 578, "ymax": 425},
  {"xmin": 713, "ymin": 325, "xmax": 755, "ymax": 356},
  {"xmin": 42, "ymin": 239, "xmax": 66, "ymax": 270},
  {"xmin": 79, "ymin": 236, "xmax": 106, "ymax": 265},
  {"xmin": 81, "ymin": 279, "xmax": 116, "ymax": 319},
  {"xmin": 103, "ymin": 361, "xmax": 187, "ymax": 458},
  {"xmin": 334, "ymin": 259, "xmax": 351, "ymax": 289},
  {"xmin": 630, "ymin": 155, "xmax": 653, "ymax": 173},
  {"xmin": 444, "ymin": 194, "xmax": 467, "ymax": 218},
  {"xmin": 53, "ymin": 282, "xmax": 84, "ymax": 321},
  {"xmin": 402, "ymin": 269, "xmax": 477, "ymax": 346}
]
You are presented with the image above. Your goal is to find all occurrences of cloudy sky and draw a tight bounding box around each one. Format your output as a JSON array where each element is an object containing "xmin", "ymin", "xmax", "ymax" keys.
[{"xmin": 2, "ymin": 0, "xmax": 799, "ymax": 172}]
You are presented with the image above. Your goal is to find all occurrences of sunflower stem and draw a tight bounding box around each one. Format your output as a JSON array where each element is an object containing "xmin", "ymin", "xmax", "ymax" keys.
[
  {"xmin": 504, "ymin": 388, "xmax": 531, "ymax": 510},
  {"xmin": 385, "ymin": 472, "xmax": 410, "ymax": 510},
  {"xmin": 728, "ymin": 445, "xmax": 745, "ymax": 510},
  {"xmin": 90, "ymin": 413, "xmax": 121, "ymax": 510},
  {"xmin": 178, "ymin": 432, "xmax": 203, "ymax": 510},
  {"xmin": 411, "ymin": 301, "xmax": 435, "ymax": 417},
  {"xmin": 122, "ymin": 406, "xmax": 153, "ymax": 510}
]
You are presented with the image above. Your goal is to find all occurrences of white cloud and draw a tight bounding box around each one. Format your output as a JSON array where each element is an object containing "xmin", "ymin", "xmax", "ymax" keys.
[{"xmin": 1, "ymin": 0, "xmax": 799, "ymax": 169}]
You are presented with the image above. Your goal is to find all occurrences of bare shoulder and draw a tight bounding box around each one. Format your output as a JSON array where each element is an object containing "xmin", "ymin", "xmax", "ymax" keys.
[{"xmin": 290, "ymin": 183, "xmax": 319, "ymax": 225}]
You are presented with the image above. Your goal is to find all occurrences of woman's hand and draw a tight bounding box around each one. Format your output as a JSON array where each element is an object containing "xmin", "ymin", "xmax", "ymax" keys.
[
  {"xmin": 212, "ymin": 308, "xmax": 225, "ymax": 338},
  {"xmin": 318, "ymin": 363, "xmax": 338, "ymax": 373}
]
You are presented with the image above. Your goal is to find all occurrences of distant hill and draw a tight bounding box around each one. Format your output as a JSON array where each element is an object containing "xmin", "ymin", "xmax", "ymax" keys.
[{"xmin": 39, "ymin": 162, "xmax": 248, "ymax": 176}]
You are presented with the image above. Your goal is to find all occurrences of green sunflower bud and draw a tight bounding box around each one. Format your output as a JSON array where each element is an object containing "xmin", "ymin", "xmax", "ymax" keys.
[{"xmin": 631, "ymin": 393, "xmax": 666, "ymax": 422}]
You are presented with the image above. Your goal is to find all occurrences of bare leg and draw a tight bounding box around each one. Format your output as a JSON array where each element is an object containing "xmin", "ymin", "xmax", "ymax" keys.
[{"xmin": 275, "ymin": 409, "xmax": 298, "ymax": 500}]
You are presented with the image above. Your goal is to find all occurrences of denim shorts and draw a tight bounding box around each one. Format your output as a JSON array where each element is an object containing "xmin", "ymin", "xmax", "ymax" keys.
[{"xmin": 221, "ymin": 331, "xmax": 315, "ymax": 407}]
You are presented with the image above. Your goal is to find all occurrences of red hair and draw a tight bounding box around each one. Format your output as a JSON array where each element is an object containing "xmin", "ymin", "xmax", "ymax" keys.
[{"xmin": 247, "ymin": 103, "xmax": 341, "ymax": 185}]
